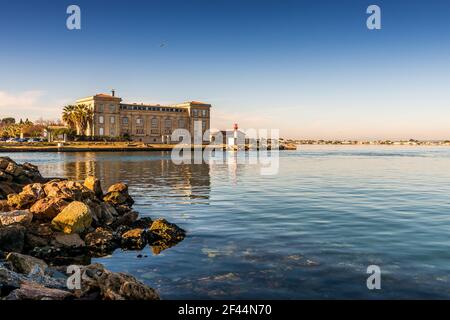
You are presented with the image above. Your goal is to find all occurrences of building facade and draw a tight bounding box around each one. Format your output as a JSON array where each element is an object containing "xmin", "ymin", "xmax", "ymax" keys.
[{"xmin": 75, "ymin": 92, "xmax": 211, "ymax": 143}]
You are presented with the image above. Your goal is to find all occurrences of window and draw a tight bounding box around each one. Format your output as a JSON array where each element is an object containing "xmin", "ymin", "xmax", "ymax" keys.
[
  {"xmin": 122, "ymin": 117, "xmax": 129, "ymax": 125},
  {"xmin": 202, "ymin": 120, "xmax": 206, "ymax": 130},
  {"xmin": 151, "ymin": 118, "xmax": 158, "ymax": 128},
  {"xmin": 178, "ymin": 119, "xmax": 185, "ymax": 128},
  {"xmin": 109, "ymin": 104, "xmax": 115, "ymax": 112},
  {"xmin": 110, "ymin": 116, "xmax": 115, "ymax": 124},
  {"xmin": 98, "ymin": 104, "xmax": 104, "ymax": 112},
  {"xmin": 165, "ymin": 119, "xmax": 172, "ymax": 128},
  {"xmin": 193, "ymin": 109, "xmax": 198, "ymax": 117},
  {"xmin": 110, "ymin": 128, "xmax": 115, "ymax": 136},
  {"xmin": 202, "ymin": 110, "xmax": 207, "ymax": 117},
  {"xmin": 136, "ymin": 118, "xmax": 143, "ymax": 125},
  {"xmin": 99, "ymin": 127, "xmax": 104, "ymax": 136},
  {"xmin": 99, "ymin": 116, "xmax": 104, "ymax": 124},
  {"xmin": 136, "ymin": 129, "xmax": 145, "ymax": 135}
]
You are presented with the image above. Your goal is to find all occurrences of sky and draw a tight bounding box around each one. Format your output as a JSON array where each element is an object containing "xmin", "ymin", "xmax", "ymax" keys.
[{"xmin": 0, "ymin": 0, "xmax": 449, "ymax": 140}]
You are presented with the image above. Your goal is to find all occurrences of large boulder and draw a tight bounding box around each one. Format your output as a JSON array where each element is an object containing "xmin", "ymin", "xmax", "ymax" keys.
[
  {"xmin": 7, "ymin": 193, "xmax": 35, "ymax": 209},
  {"xmin": 0, "ymin": 225, "xmax": 26, "ymax": 252},
  {"xmin": 51, "ymin": 201, "xmax": 93, "ymax": 234},
  {"xmin": 21, "ymin": 183, "xmax": 46, "ymax": 201},
  {"xmin": 52, "ymin": 233, "xmax": 86, "ymax": 248},
  {"xmin": 30, "ymin": 197, "xmax": 69, "ymax": 221},
  {"xmin": 85, "ymin": 228, "xmax": 119, "ymax": 254},
  {"xmin": 121, "ymin": 228, "xmax": 147, "ymax": 250},
  {"xmin": 4, "ymin": 282, "xmax": 73, "ymax": 300},
  {"xmin": 103, "ymin": 183, "xmax": 134, "ymax": 207},
  {"xmin": 0, "ymin": 210, "xmax": 33, "ymax": 226},
  {"xmin": 149, "ymin": 219, "xmax": 186, "ymax": 243},
  {"xmin": 6, "ymin": 252, "xmax": 48, "ymax": 275},
  {"xmin": 5, "ymin": 162, "xmax": 24, "ymax": 177},
  {"xmin": 84, "ymin": 176, "xmax": 103, "ymax": 199},
  {"xmin": 76, "ymin": 264, "xmax": 159, "ymax": 300}
]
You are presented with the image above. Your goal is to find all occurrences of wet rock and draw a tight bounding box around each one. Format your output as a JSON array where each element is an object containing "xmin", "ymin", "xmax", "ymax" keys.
[
  {"xmin": 7, "ymin": 193, "xmax": 35, "ymax": 209},
  {"xmin": 121, "ymin": 228, "xmax": 147, "ymax": 250},
  {"xmin": 0, "ymin": 182, "xmax": 19, "ymax": 198},
  {"xmin": 84, "ymin": 228, "xmax": 119, "ymax": 254},
  {"xmin": 6, "ymin": 252, "xmax": 48, "ymax": 275},
  {"xmin": 0, "ymin": 157, "xmax": 13, "ymax": 170},
  {"xmin": 52, "ymin": 233, "xmax": 86, "ymax": 248},
  {"xmin": 149, "ymin": 218, "xmax": 186, "ymax": 243},
  {"xmin": 4, "ymin": 282, "xmax": 73, "ymax": 300},
  {"xmin": 0, "ymin": 210, "xmax": 33, "ymax": 226},
  {"xmin": 84, "ymin": 176, "xmax": 103, "ymax": 199},
  {"xmin": 103, "ymin": 183, "xmax": 134, "ymax": 207},
  {"xmin": 0, "ymin": 225, "xmax": 26, "ymax": 253},
  {"xmin": 51, "ymin": 201, "xmax": 93, "ymax": 234},
  {"xmin": 43, "ymin": 180, "xmax": 94, "ymax": 201},
  {"xmin": 76, "ymin": 264, "xmax": 159, "ymax": 300},
  {"xmin": 30, "ymin": 197, "xmax": 69, "ymax": 221}
]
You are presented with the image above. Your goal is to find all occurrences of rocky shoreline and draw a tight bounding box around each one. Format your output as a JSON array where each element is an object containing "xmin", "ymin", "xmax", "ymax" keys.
[{"xmin": 0, "ymin": 157, "xmax": 186, "ymax": 300}]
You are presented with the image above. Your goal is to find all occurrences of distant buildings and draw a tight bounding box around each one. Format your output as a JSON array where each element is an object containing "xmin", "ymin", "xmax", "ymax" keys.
[{"xmin": 75, "ymin": 91, "xmax": 211, "ymax": 143}]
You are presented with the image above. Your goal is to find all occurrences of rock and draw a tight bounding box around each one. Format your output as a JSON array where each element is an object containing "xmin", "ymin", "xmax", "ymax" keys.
[
  {"xmin": 111, "ymin": 211, "xmax": 138, "ymax": 229},
  {"xmin": 0, "ymin": 225, "xmax": 26, "ymax": 252},
  {"xmin": 30, "ymin": 197, "xmax": 69, "ymax": 221},
  {"xmin": 0, "ymin": 171, "xmax": 13, "ymax": 182},
  {"xmin": 5, "ymin": 162, "xmax": 23, "ymax": 177},
  {"xmin": 149, "ymin": 218, "xmax": 186, "ymax": 243},
  {"xmin": 77, "ymin": 264, "xmax": 159, "ymax": 300},
  {"xmin": 0, "ymin": 210, "xmax": 33, "ymax": 226},
  {"xmin": 51, "ymin": 201, "xmax": 93, "ymax": 234},
  {"xmin": 84, "ymin": 176, "xmax": 103, "ymax": 199},
  {"xmin": 4, "ymin": 282, "xmax": 73, "ymax": 300},
  {"xmin": 24, "ymin": 232, "xmax": 50, "ymax": 250},
  {"xmin": 0, "ymin": 265, "xmax": 25, "ymax": 296},
  {"xmin": 21, "ymin": 183, "xmax": 46, "ymax": 201},
  {"xmin": 0, "ymin": 199, "xmax": 10, "ymax": 212},
  {"xmin": 0, "ymin": 157, "xmax": 14, "ymax": 170},
  {"xmin": 85, "ymin": 199, "xmax": 117, "ymax": 226},
  {"xmin": 0, "ymin": 182, "xmax": 18, "ymax": 196},
  {"xmin": 29, "ymin": 246, "xmax": 90, "ymax": 266},
  {"xmin": 52, "ymin": 233, "xmax": 85, "ymax": 248},
  {"xmin": 103, "ymin": 182, "xmax": 134, "ymax": 207},
  {"xmin": 85, "ymin": 228, "xmax": 119, "ymax": 254},
  {"xmin": 6, "ymin": 252, "xmax": 48, "ymax": 275},
  {"xmin": 121, "ymin": 228, "xmax": 147, "ymax": 250},
  {"xmin": 7, "ymin": 193, "xmax": 35, "ymax": 209},
  {"xmin": 131, "ymin": 217, "xmax": 153, "ymax": 229}
]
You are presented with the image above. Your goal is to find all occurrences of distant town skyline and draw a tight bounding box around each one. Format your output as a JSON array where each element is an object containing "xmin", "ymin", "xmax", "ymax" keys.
[{"xmin": 0, "ymin": 0, "xmax": 449, "ymax": 140}]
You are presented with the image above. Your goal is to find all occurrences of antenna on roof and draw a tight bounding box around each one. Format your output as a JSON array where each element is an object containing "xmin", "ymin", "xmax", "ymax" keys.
[{"xmin": 111, "ymin": 89, "xmax": 115, "ymax": 97}]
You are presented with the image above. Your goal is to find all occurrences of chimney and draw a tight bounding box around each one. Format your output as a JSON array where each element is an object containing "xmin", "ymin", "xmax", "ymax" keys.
[{"xmin": 111, "ymin": 89, "xmax": 115, "ymax": 97}]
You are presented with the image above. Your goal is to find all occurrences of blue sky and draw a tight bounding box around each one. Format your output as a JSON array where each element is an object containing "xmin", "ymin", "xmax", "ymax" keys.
[{"xmin": 0, "ymin": 0, "xmax": 449, "ymax": 139}]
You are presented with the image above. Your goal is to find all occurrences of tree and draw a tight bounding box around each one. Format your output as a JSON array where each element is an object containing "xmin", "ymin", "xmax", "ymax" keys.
[{"xmin": 61, "ymin": 104, "xmax": 93, "ymax": 136}]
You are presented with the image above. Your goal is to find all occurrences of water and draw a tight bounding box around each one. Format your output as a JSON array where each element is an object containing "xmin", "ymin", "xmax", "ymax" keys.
[{"xmin": 3, "ymin": 146, "xmax": 450, "ymax": 299}]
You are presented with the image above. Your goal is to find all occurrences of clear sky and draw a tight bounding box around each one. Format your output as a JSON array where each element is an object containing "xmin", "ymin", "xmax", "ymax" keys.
[{"xmin": 0, "ymin": 0, "xmax": 449, "ymax": 140}]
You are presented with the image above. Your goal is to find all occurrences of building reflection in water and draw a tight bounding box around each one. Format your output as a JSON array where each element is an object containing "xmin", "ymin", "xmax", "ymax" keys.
[{"xmin": 52, "ymin": 152, "xmax": 211, "ymax": 205}]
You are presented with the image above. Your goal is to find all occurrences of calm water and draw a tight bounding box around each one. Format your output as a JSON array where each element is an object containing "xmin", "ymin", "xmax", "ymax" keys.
[{"xmin": 3, "ymin": 146, "xmax": 450, "ymax": 299}]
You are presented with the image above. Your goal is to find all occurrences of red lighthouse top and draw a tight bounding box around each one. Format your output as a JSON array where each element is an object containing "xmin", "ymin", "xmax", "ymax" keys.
[{"xmin": 233, "ymin": 123, "xmax": 238, "ymax": 131}]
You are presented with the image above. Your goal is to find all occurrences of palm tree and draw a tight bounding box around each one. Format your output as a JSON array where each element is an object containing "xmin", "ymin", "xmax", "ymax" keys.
[
  {"xmin": 61, "ymin": 104, "xmax": 93, "ymax": 136},
  {"xmin": 62, "ymin": 105, "xmax": 77, "ymax": 131}
]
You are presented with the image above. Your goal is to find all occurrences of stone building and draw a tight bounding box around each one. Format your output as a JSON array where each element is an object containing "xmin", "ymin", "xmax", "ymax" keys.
[{"xmin": 75, "ymin": 91, "xmax": 211, "ymax": 143}]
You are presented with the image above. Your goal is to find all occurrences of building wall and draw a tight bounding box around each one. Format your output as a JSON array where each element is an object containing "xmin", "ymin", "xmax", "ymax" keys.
[{"xmin": 75, "ymin": 95, "xmax": 211, "ymax": 143}]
